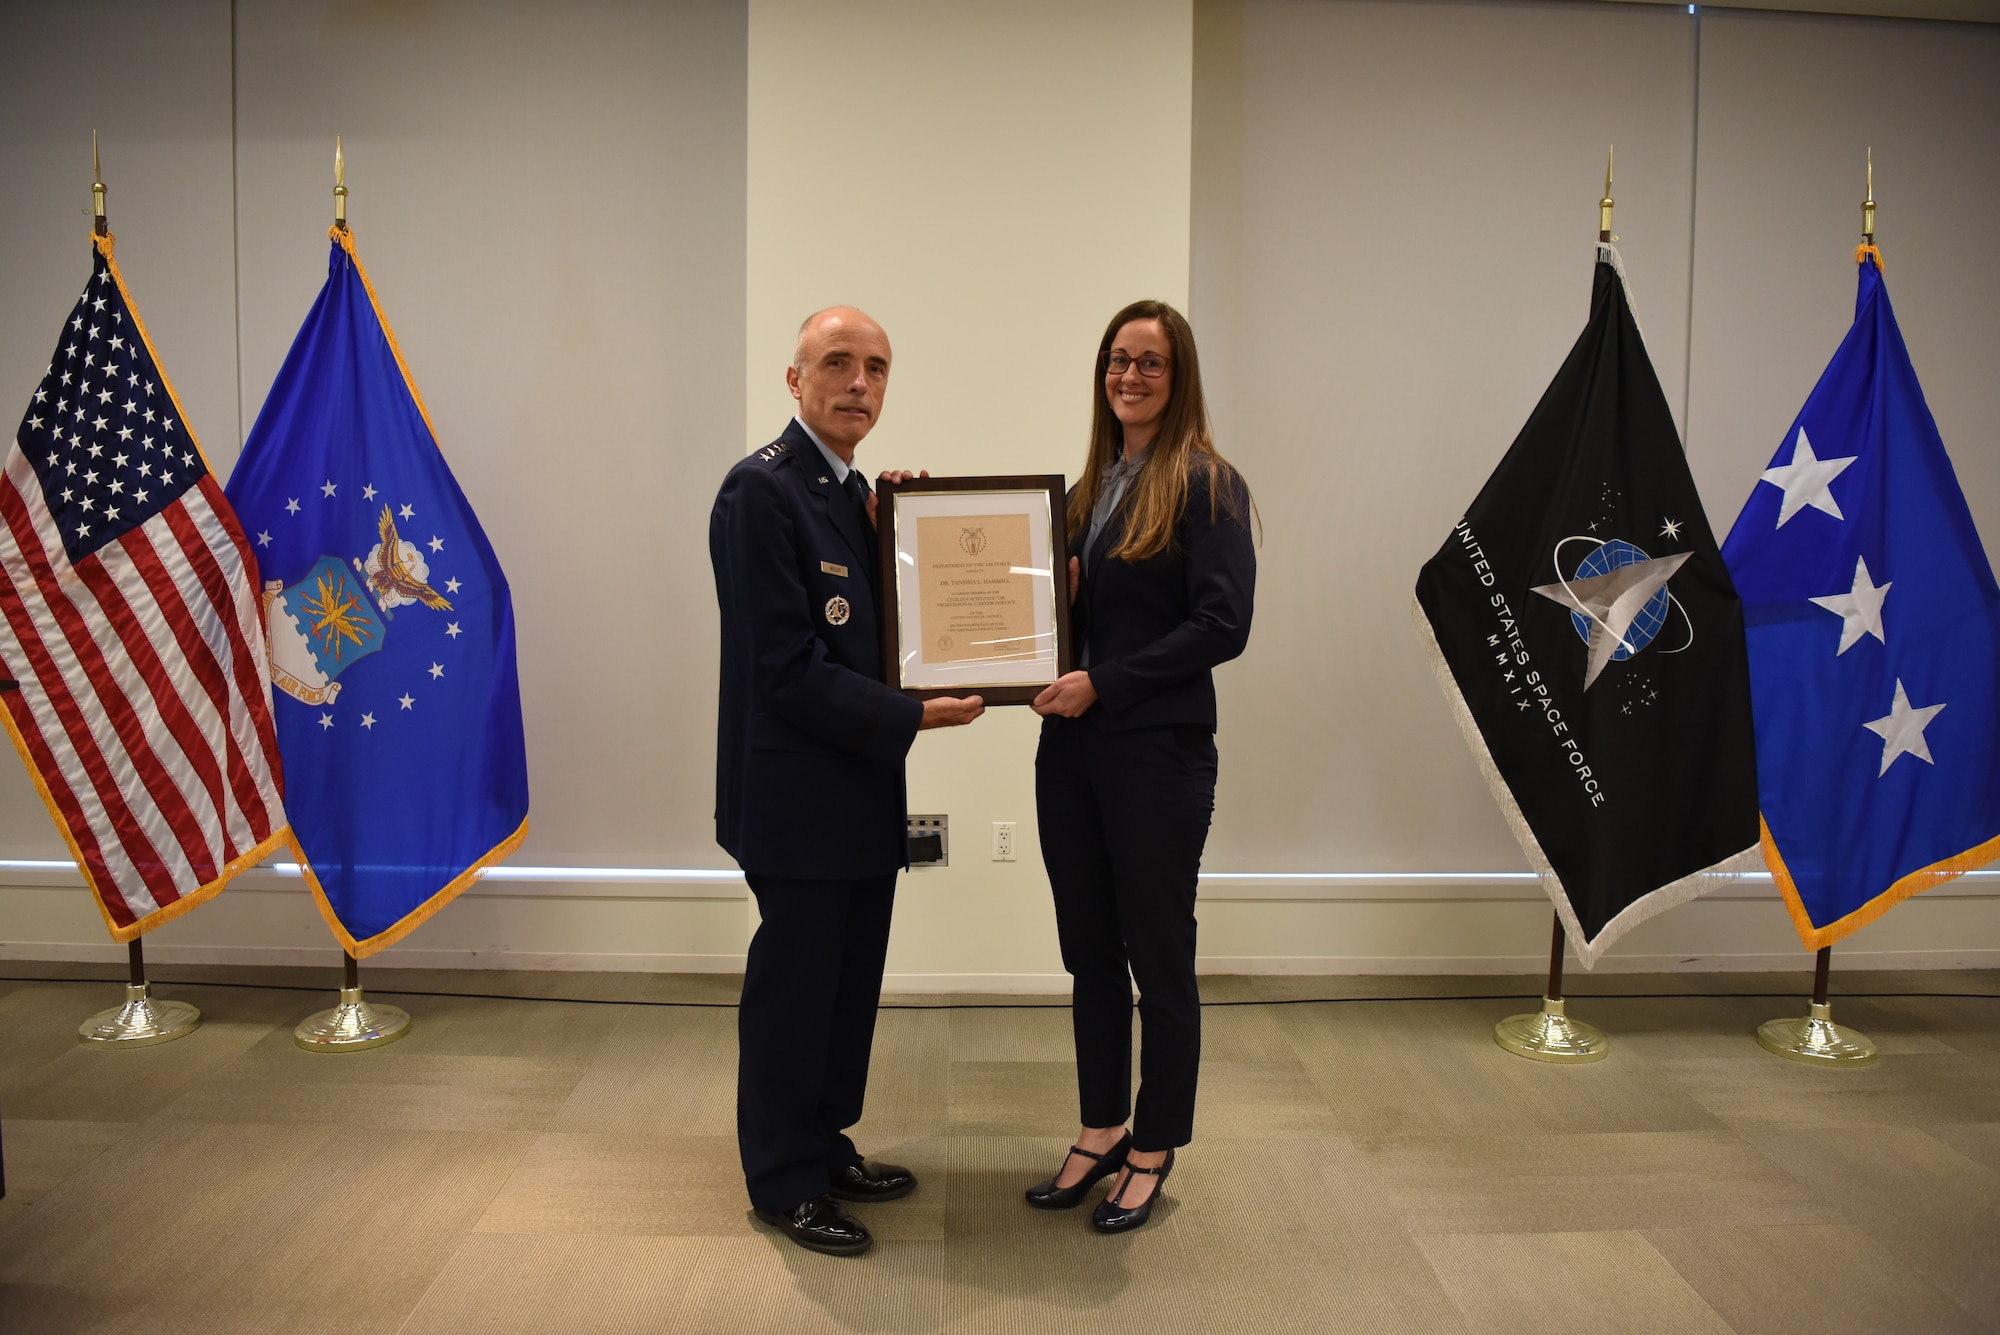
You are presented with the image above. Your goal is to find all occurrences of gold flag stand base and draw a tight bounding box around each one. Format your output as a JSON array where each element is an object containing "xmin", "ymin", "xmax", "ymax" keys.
[
  {"xmin": 1493, "ymin": 914, "xmax": 1609, "ymax": 1063},
  {"xmin": 1757, "ymin": 946, "xmax": 1875, "ymax": 1067},
  {"xmin": 78, "ymin": 940, "xmax": 199, "ymax": 1047},
  {"xmin": 1495, "ymin": 996, "xmax": 1610, "ymax": 1063},
  {"xmin": 295, "ymin": 953, "xmax": 410, "ymax": 1052},
  {"xmin": 1757, "ymin": 1000, "xmax": 1876, "ymax": 1066},
  {"xmin": 78, "ymin": 981, "xmax": 200, "ymax": 1047}
]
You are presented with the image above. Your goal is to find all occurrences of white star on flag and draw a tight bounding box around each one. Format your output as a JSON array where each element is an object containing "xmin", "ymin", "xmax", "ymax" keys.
[
  {"xmin": 1863, "ymin": 678, "xmax": 1945, "ymax": 776},
  {"xmin": 360, "ymin": 713, "xmax": 377, "ymax": 730},
  {"xmin": 319, "ymin": 712, "xmax": 335, "ymax": 730},
  {"xmin": 398, "ymin": 693, "xmax": 415, "ymax": 710},
  {"xmin": 321, "ymin": 480, "xmax": 337, "ymax": 497},
  {"xmin": 1808, "ymin": 555, "xmax": 1891, "ymax": 655},
  {"xmin": 1761, "ymin": 426, "xmax": 1857, "ymax": 528}
]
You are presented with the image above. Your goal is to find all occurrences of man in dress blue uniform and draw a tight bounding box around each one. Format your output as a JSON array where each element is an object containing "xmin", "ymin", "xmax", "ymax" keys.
[{"xmin": 711, "ymin": 306, "xmax": 984, "ymax": 1256}]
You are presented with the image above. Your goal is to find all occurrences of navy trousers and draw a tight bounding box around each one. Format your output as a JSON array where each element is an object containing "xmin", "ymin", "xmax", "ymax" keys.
[
  {"xmin": 737, "ymin": 871, "xmax": 897, "ymax": 1212},
  {"xmin": 1035, "ymin": 714, "xmax": 1217, "ymax": 1150}
]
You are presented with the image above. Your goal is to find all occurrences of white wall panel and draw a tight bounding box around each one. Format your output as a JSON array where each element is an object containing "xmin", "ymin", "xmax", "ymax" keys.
[
  {"xmin": 1193, "ymin": 0, "xmax": 1701, "ymax": 874},
  {"xmin": 1684, "ymin": 10, "xmax": 2000, "ymax": 556},
  {"xmin": 0, "ymin": 0, "xmax": 238, "ymax": 857},
  {"xmin": 230, "ymin": 0, "xmax": 747, "ymax": 867}
]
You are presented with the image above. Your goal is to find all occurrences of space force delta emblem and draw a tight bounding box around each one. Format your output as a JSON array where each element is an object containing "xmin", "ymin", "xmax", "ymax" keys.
[{"xmin": 1414, "ymin": 243, "xmax": 1760, "ymax": 967}]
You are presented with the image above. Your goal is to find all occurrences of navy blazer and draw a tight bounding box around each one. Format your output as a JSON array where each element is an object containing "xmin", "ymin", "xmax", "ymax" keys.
[
  {"xmin": 1071, "ymin": 457, "xmax": 1256, "ymax": 732},
  {"xmin": 710, "ymin": 420, "xmax": 925, "ymax": 879}
]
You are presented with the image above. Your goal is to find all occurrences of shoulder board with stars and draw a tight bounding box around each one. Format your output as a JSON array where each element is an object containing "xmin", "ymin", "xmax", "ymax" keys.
[{"xmin": 751, "ymin": 440, "xmax": 791, "ymax": 468}]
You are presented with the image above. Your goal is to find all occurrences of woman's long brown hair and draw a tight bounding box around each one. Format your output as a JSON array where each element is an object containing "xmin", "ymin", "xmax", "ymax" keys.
[{"xmin": 1070, "ymin": 299, "xmax": 1251, "ymax": 562}]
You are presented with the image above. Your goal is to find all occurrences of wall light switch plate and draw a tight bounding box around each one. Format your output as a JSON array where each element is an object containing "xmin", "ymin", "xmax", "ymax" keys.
[{"xmin": 992, "ymin": 821, "xmax": 1016, "ymax": 862}]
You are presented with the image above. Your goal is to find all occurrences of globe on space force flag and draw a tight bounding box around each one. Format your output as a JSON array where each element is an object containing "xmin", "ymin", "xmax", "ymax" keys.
[
  {"xmin": 1720, "ymin": 250, "xmax": 2000, "ymax": 949},
  {"xmin": 1414, "ymin": 245, "xmax": 1761, "ymax": 967},
  {"xmin": 0, "ymin": 233, "xmax": 287, "ymax": 940},
  {"xmin": 224, "ymin": 226, "xmax": 528, "ymax": 957}
]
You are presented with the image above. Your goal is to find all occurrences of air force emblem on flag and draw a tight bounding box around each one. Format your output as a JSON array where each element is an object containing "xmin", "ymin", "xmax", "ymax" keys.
[
  {"xmin": 262, "ymin": 506, "xmax": 457, "ymax": 707},
  {"xmin": 264, "ymin": 556, "xmax": 385, "ymax": 706}
]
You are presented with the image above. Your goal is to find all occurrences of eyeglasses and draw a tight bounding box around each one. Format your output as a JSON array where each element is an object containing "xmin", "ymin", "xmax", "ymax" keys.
[{"xmin": 1103, "ymin": 351, "xmax": 1170, "ymax": 378}]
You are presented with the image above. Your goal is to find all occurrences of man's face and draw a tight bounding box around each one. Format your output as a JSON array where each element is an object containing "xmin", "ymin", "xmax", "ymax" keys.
[{"xmin": 787, "ymin": 310, "xmax": 892, "ymax": 457}]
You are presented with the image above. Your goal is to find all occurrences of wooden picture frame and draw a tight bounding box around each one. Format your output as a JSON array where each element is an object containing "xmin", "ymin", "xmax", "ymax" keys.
[{"xmin": 876, "ymin": 474, "xmax": 1071, "ymax": 706}]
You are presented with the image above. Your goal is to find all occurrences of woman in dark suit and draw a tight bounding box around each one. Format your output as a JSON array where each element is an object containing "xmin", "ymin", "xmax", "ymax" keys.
[{"xmin": 1024, "ymin": 299, "xmax": 1255, "ymax": 1232}]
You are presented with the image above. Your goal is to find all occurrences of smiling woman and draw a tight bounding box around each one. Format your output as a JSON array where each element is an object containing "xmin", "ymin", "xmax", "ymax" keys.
[{"xmin": 1024, "ymin": 299, "xmax": 1258, "ymax": 1235}]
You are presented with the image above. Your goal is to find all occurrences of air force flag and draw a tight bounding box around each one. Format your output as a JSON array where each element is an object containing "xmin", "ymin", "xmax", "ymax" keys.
[
  {"xmin": 225, "ymin": 227, "xmax": 528, "ymax": 956},
  {"xmin": 1721, "ymin": 250, "xmax": 2000, "ymax": 949}
]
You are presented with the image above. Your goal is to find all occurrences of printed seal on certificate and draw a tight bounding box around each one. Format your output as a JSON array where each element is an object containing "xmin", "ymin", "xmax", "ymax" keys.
[{"xmin": 876, "ymin": 474, "xmax": 1072, "ymax": 706}]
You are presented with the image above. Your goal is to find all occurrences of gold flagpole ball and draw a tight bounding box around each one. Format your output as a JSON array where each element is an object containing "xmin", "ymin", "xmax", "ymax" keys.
[
  {"xmin": 1756, "ymin": 1000, "xmax": 1878, "ymax": 1066},
  {"xmin": 1494, "ymin": 996, "xmax": 1610, "ymax": 1063},
  {"xmin": 294, "ymin": 985, "xmax": 411, "ymax": 1051},
  {"xmin": 77, "ymin": 982, "xmax": 200, "ymax": 1047}
]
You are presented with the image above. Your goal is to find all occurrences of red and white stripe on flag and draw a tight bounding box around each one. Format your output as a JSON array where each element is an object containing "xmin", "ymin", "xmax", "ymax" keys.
[{"xmin": 0, "ymin": 236, "xmax": 287, "ymax": 941}]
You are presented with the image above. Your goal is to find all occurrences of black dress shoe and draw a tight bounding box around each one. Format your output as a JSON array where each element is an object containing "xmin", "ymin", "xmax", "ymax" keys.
[
  {"xmin": 1024, "ymin": 1131, "xmax": 1130, "ymax": 1210},
  {"xmin": 1091, "ymin": 1148, "xmax": 1174, "ymax": 1233},
  {"xmin": 829, "ymin": 1160, "xmax": 917, "ymax": 1202},
  {"xmin": 754, "ymin": 1195, "xmax": 873, "ymax": 1256}
]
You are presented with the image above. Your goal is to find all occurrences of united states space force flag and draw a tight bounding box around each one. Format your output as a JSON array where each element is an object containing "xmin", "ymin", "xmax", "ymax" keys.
[
  {"xmin": 0, "ymin": 233, "xmax": 287, "ymax": 940},
  {"xmin": 1720, "ymin": 250, "xmax": 2000, "ymax": 949},
  {"xmin": 225, "ymin": 226, "xmax": 528, "ymax": 957},
  {"xmin": 1414, "ymin": 244, "xmax": 1761, "ymax": 967}
]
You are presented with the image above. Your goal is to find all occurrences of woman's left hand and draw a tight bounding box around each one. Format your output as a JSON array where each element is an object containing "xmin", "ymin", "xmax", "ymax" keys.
[{"xmin": 1032, "ymin": 670, "xmax": 1097, "ymax": 717}]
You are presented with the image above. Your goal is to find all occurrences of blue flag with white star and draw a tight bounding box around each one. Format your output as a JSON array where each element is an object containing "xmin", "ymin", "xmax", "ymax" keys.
[
  {"xmin": 1721, "ymin": 251, "xmax": 2000, "ymax": 949},
  {"xmin": 224, "ymin": 228, "xmax": 528, "ymax": 956}
]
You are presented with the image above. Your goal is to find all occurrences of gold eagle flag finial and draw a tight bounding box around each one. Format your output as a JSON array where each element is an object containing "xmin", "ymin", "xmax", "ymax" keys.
[{"xmin": 368, "ymin": 505, "xmax": 453, "ymax": 612}]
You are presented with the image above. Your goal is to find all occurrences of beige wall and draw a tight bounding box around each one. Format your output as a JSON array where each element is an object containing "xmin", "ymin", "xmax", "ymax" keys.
[
  {"xmin": 747, "ymin": 0, "xmax": 1194, "ymax": 985},
  {"xmin": 2, "ymin": 0, "xmax": 1996, "ymax": 983}
]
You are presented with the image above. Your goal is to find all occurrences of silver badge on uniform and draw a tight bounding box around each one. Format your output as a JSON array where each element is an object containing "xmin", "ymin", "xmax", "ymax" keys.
[{"xmin": 824, "ymin": 595, "xmax": 851, "ymax": 626}]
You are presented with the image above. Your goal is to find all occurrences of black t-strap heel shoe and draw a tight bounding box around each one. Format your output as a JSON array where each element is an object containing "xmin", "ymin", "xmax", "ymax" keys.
[
  {"xmin": 1090, "ymin": 1148, "xmax": 1174, "ymax": 1233},
  {"xmin": 1024, "ymin": 1131, "xmax": 1131, "ymax": 1210}
]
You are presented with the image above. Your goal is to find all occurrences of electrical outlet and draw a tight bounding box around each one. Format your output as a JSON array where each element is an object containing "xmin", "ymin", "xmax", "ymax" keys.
[{"xmin": 992, "ymin": 821, "xmax": 1016, "ymax": 862}]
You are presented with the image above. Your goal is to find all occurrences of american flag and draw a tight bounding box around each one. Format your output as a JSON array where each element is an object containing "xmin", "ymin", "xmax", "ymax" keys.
[{"xmin": 0, "ymin": 236, "xmax": 287, "ymax": 940}]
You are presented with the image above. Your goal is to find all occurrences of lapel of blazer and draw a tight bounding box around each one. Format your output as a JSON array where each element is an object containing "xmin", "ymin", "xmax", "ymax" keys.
[{"xmin": 788, "ymin": 420, "xmax": 877, "ymax": 580}]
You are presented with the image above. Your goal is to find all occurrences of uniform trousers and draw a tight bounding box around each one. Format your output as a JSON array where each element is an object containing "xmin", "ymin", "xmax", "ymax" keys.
[
  {"xmin": 1035, "ymin": 712, "xmax": 1218, "ymax": 1150},
  {"xmin": 737, "ymin": 871, "xmax": 897, "ymax": 1212}
]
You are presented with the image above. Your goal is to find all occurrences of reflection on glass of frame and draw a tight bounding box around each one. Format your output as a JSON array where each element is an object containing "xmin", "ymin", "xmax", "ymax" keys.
[{"xmin": 877, "ymin": 475, "xmax": 1071, "ymax": 706}]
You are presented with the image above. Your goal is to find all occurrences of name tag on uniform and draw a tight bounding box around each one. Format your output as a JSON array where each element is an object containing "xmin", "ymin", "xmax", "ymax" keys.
[{"xmin": 820, "ymin": 561, "xmax": 849, "ymax": 578}]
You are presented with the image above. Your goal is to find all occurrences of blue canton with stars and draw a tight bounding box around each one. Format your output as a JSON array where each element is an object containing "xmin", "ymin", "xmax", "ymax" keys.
[
  {"xmin": 15, "ymin": 250, "xmax": 207, "ymax": 563},
  {"xmin": 223, "ymin": 235, "xmax": 528, "ymax": 950}
]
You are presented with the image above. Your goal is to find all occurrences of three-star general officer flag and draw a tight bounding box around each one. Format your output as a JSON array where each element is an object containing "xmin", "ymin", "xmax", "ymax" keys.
[
  {"xmin": 1414, "ymin": 244, "xmax": 1761, "ymax": 967},
  {"xmin": 0, "ymin": 232, "xmax": 288, "ymax": 940},
  {"xmin": 1720, "ymin": 249, "xmax": 2000, "ymax": 949},
  {"xmin": 225, "ymin": 226, "xmax": 528, "ymax": 957}
]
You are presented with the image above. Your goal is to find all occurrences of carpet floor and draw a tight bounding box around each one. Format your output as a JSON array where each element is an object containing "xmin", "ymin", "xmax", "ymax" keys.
[{"xmin": 1, "ymin": 966, "xmax": 1995, "ymax": 1334}]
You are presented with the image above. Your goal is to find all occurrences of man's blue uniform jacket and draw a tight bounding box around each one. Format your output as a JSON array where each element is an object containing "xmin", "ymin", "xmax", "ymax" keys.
[{"xmin": 709, "ymin": 419, "xmax": 925, "ymax": 879}]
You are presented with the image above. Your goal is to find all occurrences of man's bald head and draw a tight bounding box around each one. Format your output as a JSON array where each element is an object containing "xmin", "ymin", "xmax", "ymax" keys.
[
  {"xmin": 786, "ymin": 306, "xmax": 893, "ymax": 460},
  {"xmin": 793, "ymin": 306, "xmax": 890, "ymax": 371}
]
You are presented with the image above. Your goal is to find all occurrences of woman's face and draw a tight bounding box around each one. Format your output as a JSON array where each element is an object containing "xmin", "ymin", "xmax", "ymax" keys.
[{"xmin": 1104, "ymin": 318, "xmax": 1173, "ymax": 440}]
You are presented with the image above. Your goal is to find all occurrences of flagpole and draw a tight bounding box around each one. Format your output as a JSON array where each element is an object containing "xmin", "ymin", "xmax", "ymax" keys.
[
  {"xmin": 1490, "ymin": 151, "xmax": 1629, "ymax": 1065},
  {"xmin": 1752, "ymin": 153, "xmax": 1882, "ymax": 1068},
  {"xmin": 287, "ymin": 138, "xmax": 412, "ymax": 1052},
  {"xmin": 72, "ymin": 134, "xmax": 202, "ymax": 1049}
]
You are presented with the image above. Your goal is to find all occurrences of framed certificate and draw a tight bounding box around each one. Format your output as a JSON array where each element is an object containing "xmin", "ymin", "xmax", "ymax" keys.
[{"xmin": 877, "ymin": 474, "xmax": 1072, "ymax": 705}]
